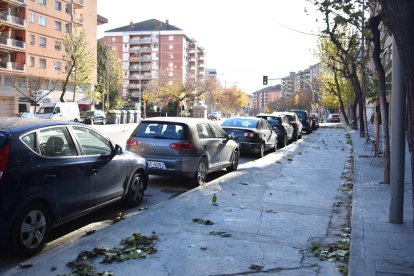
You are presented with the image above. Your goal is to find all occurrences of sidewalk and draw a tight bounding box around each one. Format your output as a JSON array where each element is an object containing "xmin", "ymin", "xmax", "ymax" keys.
[{"xmin": 349, "ymin": 130, "xmax": 414, "ymax": 276}]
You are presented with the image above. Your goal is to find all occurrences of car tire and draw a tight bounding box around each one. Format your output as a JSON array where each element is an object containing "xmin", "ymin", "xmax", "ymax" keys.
[
  {"xmin": 279, "ymin": 134, "xmax": 287, "ymax": 148},
  {"xmin": 12, "ymin": 202, "xmax": 50, "ymax": 257},
  {"xmin": 125, "ymin": 171, "xmax": 145, "ymax": 207},
  {"xmin": 191, "ymin": 158, "xmax": 208, "ymax": 187},
  {"xmin": 226, "ymin": 150, "xmax": 239, "ymax": 172},
  {"xmin": 257, "ymin": 143, "xmax": 265, "ymax": 158}
]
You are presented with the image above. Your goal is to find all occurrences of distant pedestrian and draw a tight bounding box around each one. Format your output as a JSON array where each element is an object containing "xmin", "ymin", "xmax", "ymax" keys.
[{"xmin": 370, "ymin": 113, "xmax": 374, "ymax": 125}]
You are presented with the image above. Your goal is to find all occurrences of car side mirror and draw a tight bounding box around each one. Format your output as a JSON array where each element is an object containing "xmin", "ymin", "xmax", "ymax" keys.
[{"xmin": 113, "ymin": 144, "xmax": 123, "ymax": 155}]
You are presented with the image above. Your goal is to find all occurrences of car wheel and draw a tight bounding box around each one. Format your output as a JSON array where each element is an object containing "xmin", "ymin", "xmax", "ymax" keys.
[
  {"xmin": 125, "ymin": 171, "xmax": 145, "ymax": 207},
  {"xmin": 12, "ymin": 202, "xmax": 50, "ymax": 256},
  {"xmin": 192, "ymin": 158, "xmax": 208, "ymax": 187},
  {"xmin": 226, "ymin": 150, "xmax": 239, "ymax": 172},
  {"xmin": 258, "ymin": 143, "xmax": 265, "ymax": 158}
]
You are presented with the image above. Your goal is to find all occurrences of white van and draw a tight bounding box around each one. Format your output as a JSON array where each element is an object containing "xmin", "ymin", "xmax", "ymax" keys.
[{"xmin": 35, "ymin": 102, "xmax": 81, "ymax": 122}]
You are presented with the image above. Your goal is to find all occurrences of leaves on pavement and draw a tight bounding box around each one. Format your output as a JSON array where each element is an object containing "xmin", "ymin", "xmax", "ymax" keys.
[
  {"xmin": 192, "ymin": 218, "xmax": 214, "ymax": 225},
  {"xmin": 209, "ymin": 231, "xmax": 232, "ymax": 237},
  {"xmin": 17, "ymin": 263, "xmax": 33, "ymax": 269},
  {"xmin": 249, "ymin": 264, "xmax": 263, "ymax": 271},
  {"xmin": 112, "ymin": 212, "xmax": 126, "ymax": 223}
]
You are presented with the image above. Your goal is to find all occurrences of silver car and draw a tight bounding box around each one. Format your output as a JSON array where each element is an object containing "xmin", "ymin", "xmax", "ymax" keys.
[{"xmin": 126, "ymin": 117, "xmax": 239, "ymax": 186}]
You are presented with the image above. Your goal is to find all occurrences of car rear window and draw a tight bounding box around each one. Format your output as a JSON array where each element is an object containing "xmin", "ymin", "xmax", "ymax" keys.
[
  {"xmin": 135, "ymin": 122, "xmax": 186, "ymax": 140},
  {"xmin": 258, "ymin": 116, "xmax": 281, "ymax": 127},
  {"xmin": 221, "ymin": 118, "xmax": 258, "ymax": 128}
]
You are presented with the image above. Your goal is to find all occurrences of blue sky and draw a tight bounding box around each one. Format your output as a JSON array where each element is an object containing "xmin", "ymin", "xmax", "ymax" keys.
[{"xmin": 97, "ymin": 0, "xmax": 322, "ymax": 94}]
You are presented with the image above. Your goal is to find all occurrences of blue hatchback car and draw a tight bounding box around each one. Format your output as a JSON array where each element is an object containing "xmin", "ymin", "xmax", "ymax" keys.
[{"xmin": 0, "ymin": 117, "xmax": 148, "ymax": 256}]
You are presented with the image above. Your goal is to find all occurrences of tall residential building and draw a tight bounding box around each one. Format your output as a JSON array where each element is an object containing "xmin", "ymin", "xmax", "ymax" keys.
[
  {"xmin": 99, "ymin": 19, "xmax": 205, "ymax": 110},
  {"xmin": 250, "ymin": 85, "xmax": 282, "ymax": 111},
  {"xmin": 0, "ymin": 0, "xmax": 100, "ymax": 116}
]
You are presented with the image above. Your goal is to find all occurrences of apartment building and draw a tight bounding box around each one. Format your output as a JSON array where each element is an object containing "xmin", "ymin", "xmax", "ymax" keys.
[
  {"xmin": 250, "ymin": 84, "xmax": 283, "ymax": 111},
  {"xmin": 0, "ymin": 0, "xmax": 99, "ymax": 116},
  {"xmin": 99, "ymin": 19, "xmax": 205, "ymax": 110}
]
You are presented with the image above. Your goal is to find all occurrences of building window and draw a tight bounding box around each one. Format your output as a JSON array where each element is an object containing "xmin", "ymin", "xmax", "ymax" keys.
[
  {"xmin": 169, "ymin": 72, "xmax": 173, "ymax": 77},
  {"xmin": 55, "ymin": 41, "xmax": 61, "ymax": 51},
  {"xmin": 30, "ymin": 35, "xmax": 35, "ymax": 45},
  {"xmin": 168, "ymin": 45, "xmax": 173, "ymax": 50},
  {"xmin": 168, "ymin": 36, "xmax": 174, "ymax": 41},
  {"xmin": 111, "ymin": 37, "xmax": 116, "ymax": 42},
  {"xmin": 169, "ymin": 54, "xmax": 174, "ymax": 59},
  {"xmin": 39, "ymin": 0, "xmax": 46, "ymax": 4},
  {"xmin": 39, "ymin": 37, "xmax": 46, "ymax": 48},
  {"xmin": 55, "ymin": 21, "xmax": 61, "ymax": 31},
  {"xmin": 65, "ymin": 3, "xmax": 70, "ymax": 13},
  {"xmin": 39, "ymin": 58, "xmax": 46, "ymax": 69},
  {"xmin": 29, "ymin": 57, "xmax": 35, "ymax": 67},
  {"xmin": 4, "ymin": 75, "xmax": 13, "ymax": 86},
  {"xmin": 39, "ymin": 15, "xmax": 46, "ymax": 26},
  {"xmin": 168, "ymin": 63, "xmax": 173, "ymax": 68},
  {"xmin": 111, "ymin": 46, "xmax": 116, "ymax": 51},
  {"xmin": 30, "ymin": 12, "xmax": 35, "ymax": 23},
  {"xmin": 54, "ymin": 61, "xmax": 61, "ymax": 71},
  {"xmin": 55, "ymin": 1, "xmax": 61, "ymax": 10},
  {"xmin": 17, "ymin": 77, "xmax": 28, "ymax": 88},
  {"xmin": 65, "ymin": 23, "xmax": 70, "ymax": 33}
]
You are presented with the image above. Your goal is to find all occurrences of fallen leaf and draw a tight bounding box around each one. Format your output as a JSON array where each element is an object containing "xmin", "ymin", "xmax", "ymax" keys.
[
  {"xmin": 18, "ymin": 263, "xmax": 33, "ymax": 269},
  {"xmin": 85, "ymin": 229, "xmax": 96, "ymax": 235},
  {"xmin": 249, "ymin": 264, "xmax": 263, "ymax": 271},
  {"xmin": 200, "ymin": 247, "xmax": 207, "ymax": 250}
]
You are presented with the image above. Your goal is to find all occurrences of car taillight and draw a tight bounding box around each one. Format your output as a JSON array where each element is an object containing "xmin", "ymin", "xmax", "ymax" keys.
[
  {"xmin": 169, "ymin": 143, "xmax": 196, "ymax": 150},
  {"xmin": 0, "ymin": 142, "xmax": 10, "ymax": 180},
  {"xmin": 243, "ymin": 132, "xmax": 255, "ymax": 138},
  {"xmin": 126, "ymin": 138, "xmax": 139, "ymax": 147}
]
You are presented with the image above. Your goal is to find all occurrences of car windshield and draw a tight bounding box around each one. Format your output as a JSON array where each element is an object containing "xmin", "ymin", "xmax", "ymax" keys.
[
  {"xmin": 37, "ymin": 106, "xmax": 55, "ymax": 114},
  {"xmin": 258, "ymin": 116, "xmax": 281, "ymax": 127},
  {"xmin": 135, "ymin": 122, "xmax": 186, "ymax": 140},
  {"xmin": 221, "ymin": 118, "xmax": 258, "ymax": 128}
]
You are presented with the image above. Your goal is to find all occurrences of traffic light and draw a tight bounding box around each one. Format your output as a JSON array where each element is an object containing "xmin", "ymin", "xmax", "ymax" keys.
[{"xmin": 263, "ymin": 76, "xmax": 268, "ymax": 85}]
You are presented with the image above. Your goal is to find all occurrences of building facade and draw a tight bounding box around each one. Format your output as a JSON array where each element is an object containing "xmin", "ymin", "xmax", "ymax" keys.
[
  {"xmin": 250, "ymin": 85, "xmax": 283, "ymax": 111},
  {"xmin": 99, "ymin": 19, "xmax": 205, "ymax": 110},
  {"xmin": 0, "ymin": 0, "xmax": 99, "ymax": 116}
]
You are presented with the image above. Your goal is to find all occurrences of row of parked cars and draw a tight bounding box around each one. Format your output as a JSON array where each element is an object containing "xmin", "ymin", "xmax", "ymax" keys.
[{"xmin": 0, "ymin": 109, "xmax": 322, "ymax": 256}]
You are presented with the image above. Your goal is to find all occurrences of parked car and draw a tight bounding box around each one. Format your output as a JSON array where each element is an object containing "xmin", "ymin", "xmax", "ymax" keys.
[
  {"xmin": 256, "ymin": 112, "xmax": 294, "ymax": 148},
  {"xmin": 208, "ymin": 111, "xmax": 221, "ymax": 120},
  {"xmin": 82, "ymin": 110, "xmax": 107, "ymax": 125},
  {"xmin": 327, "ymin": 113, "xmax": 341, "ymax": 123},
  {"xmin": 35, "ymin": 102, "xmax": 81, "ymax": 122},
  {"xmin": 282, "ymin": 111, "xmax": 303, "ymax": 141},
  {"xmin": 13, "ymin": 112, "xmax": 37, "ymax": 118},
  {"xmin": 220, "ymin": 117, "xmax": 278, "ymax": 157},
  {"xmin": 309, "ymin": 113, "xmax": 319, "ymax": 130},
  {"xmin": 290, "ymin": 109, "xmax": 312, "ymax": 134},
  {"xmin": 126, "ymin": 117, "xmax": 239, "ymax": 187},
  {"xmin": 0, "ymin": 118, "xmax": 148, "ymax": 256}
]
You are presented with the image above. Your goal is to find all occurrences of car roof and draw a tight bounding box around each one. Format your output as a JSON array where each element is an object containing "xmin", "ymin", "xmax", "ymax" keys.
[
  {"xmin": 141, "ymin": 117, "xmax": 212, "ymax": 126},
  {"xmin": 0, "ymin": 117, "xmax": 79, "ymax": 132}
]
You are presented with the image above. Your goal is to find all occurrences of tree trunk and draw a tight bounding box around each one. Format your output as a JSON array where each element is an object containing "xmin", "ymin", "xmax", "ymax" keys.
[
  {"xmin": 350, "ymin": 99, "xmax": 358, "ymax": 129},
  {"xmin": 380, "ymin": 0, "xmax": 414, "ymax": 221},
  {"xmin": 370, "ymin": 14, "xmax": 391, "ymax": 183}
]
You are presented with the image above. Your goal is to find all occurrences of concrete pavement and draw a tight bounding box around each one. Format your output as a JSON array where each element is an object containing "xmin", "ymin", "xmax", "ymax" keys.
[
  {"xmin": 4, "ymin": 125, "xmax": 413, "ymax": 275},
  {"xmin": 348, "ymin": 129, "xmax": 413, "ymax": 276}
]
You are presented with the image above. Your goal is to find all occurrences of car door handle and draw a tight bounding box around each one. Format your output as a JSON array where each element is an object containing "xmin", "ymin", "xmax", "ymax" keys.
[
  {"xmin": 91, "ymin": 168, "xmax": 100, "ymax": 175},
  {"xmin": 43, "ymin": 174, "xmax": 56, "ymax": 178}
]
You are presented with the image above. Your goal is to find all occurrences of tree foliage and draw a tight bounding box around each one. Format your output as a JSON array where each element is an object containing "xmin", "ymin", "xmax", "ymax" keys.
[
  {"xmin": 60, "ymin": 30, "xmax": 95, "ymax": 102},
  {"xmin": 96, "ymin": 43, "xmax": 125, "ymax": 110}
]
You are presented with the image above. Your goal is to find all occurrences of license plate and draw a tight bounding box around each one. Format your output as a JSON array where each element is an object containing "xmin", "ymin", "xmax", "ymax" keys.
[{"xmin": 147, "ymin": 161, "xmax": 166, "ymax": 169}]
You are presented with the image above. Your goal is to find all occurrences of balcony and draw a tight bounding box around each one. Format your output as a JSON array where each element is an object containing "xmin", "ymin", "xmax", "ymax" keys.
[
  {"xmin": 3, "ymin": 0, "xmax": 26, "ymax": 6},
  {"xmin": 0, "ymin": 37, "xmax": 26, "ymax": 50},
  {"xmin": 129, "ymin": 74, "xmax": 151, "ymax": 80},
  {"xmin": 72, "ymin": 0, "xmax": 84, "ymax": 8},
  {"xmin": 0, "ymin": 61, "xmax": 25, "ymax": 72},
  {"xmin": 129, "ymin": 38, "xmax": 152, "ymax": 44},
  {"xmin": 130, "ymin": 92, "xmax": 141, "ymax": 99},
  {"xmin": 129, "ymin": 65, "xmax": 152, "ymax": 71},
  {"xmin": 129, "ymin": 47, "xmax": 151, "ymax": 53},
  {"xmin": 0, "ymin": 11, "xmax": 26, "ymax": 29},
  {"xmin": 129, "ymin": 56, "xmax": 152, "ymax": 62},
  {"xmin": 73, "ymin": 17, "xmax": 83, "ymax": 25},
  {"xmin": 127, "ymin": 83, "xmax": 141, "ymax": 89}
]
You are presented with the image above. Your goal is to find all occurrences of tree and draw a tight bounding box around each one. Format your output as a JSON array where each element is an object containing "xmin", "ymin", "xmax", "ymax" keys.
[
  {"xmin": 13, "ymin": 78, "xmax": 59, "ymax": 113},
  {"xmin": 60, "ymin": 30, "xmax": 95, "ymax": 103},
  {"xmin": 96, "ymin": 43, "xmax": 124, "ymax": 110},
  {"xmin": 144, "ymin": 73, "xmax": 216, "ymax": 116},
  {"xmin": 267, "ymin": 96, "xmax": 295, "ymax": 112},
  {"xmin": 379, "ymin": 0, "xmax": 414, "ymax": 213},
  {"xmin": 312, "ymin": 0, "xmax": 366, "ymax": 136},
  {"xmin": 219, "ymin": 86, "xmax": 249, "ymax": 115}
]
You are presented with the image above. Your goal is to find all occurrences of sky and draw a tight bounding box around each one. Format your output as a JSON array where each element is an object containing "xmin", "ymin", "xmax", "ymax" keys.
[{"xmin": 97, "ymin": 0, "xmax": 323, "ymax": 94}]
